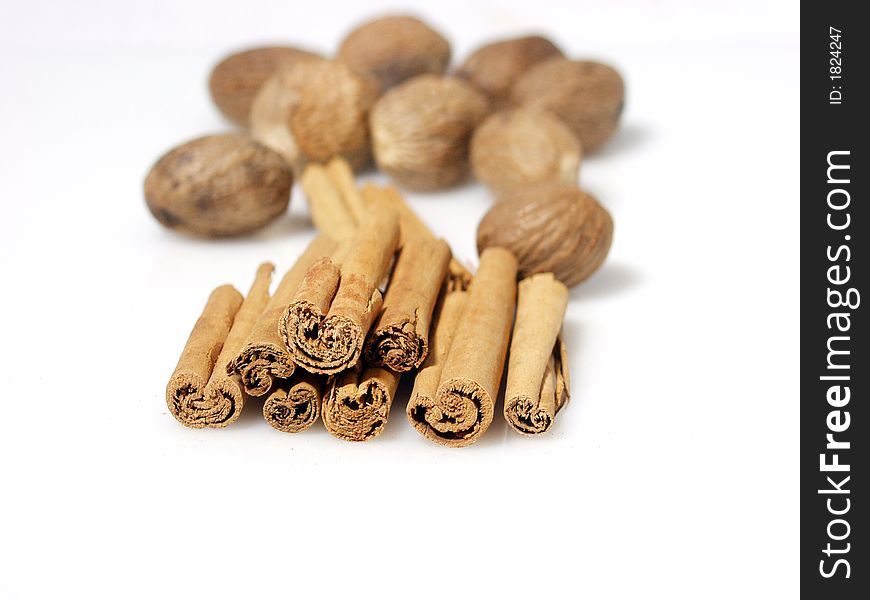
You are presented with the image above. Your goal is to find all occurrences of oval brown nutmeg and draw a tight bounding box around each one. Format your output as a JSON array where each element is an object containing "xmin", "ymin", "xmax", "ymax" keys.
[
  {"xmin": 337, "ymin": 15, "xmax": 451, "ymax": 92},
  {"xmin": 370, "ymin": 74, "xmax": 490, "ymax": 190},
  {"xmin": 510, "ymin": 58, "xmax": 625, "ymax": 152},
  {"xmin": 250, "ymin": 59, "xmax": 378, "ymax": 173},
  {"xmin": 471, "ymin": 108, "xmax": 581, "ymax": 193},
  {"xmin": 144, "ymin": 134, "xmax": 293, "ymax": 238},
  {"xmin": 208, "ymin": 46, "xmax": 322, "ymax": 127},
  {"xmin": 456, "ymin": 35, "xmax": 563, "ymax": 106},
  {"xmin": 476, "ymin": 183, "xmax": 613, "ymax": 287}
]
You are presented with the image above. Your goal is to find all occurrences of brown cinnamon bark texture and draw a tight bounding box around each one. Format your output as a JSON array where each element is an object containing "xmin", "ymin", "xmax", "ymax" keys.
[
  {"xmin": 326, "ymin": 157, "xmax": 366, "ymax": 223},
  {"xmin": 280, "ymin": 200, "xmax": 399, "ymax": 375},
  {"xmin": 300, "ymin": 163, "xmax": 358, "ymax": 240},
  {"xmin": 167, "ymin": 263, "xmax": 274, "ymax": 428},
  {"xmin": 406, "ymin": 279, "xmax": 469, "ymax": 433},
  {"xmin": 231, "ymin": 236, "xmax": 336, "ymax": 396},
  {"xmin": 503, "ymin": 273, "xmax": 570, "ymax": 435},
  {"xmin": 262, "ymin": 370, "xmax": 325, "ymax": 433},
  {"xmin": 407, "ymin": 247, "xmax": 518, "ymax": 447},
  {"xmin": 364, "ymin": 238, "xmax": 451, "ymax": 371},
  {"xmin": 322, "ymin": 364, "xmax": 400, "ymax": 441},
  {"xmin": 361, "ymin": 183, "xmax": 472, "ymax": 287},
  {"xmin": 167, "ymin": 285, "xmax": 243, "ymax": 427}
]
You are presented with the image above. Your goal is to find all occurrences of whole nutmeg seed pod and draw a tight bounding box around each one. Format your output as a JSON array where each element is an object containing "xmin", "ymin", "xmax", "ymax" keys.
[
  {"xmin": 370, "ymin": 75, "xmax": 490, "ymax": 190},
  {"xmin": 144, "ymin": 134, "xmax": 293, "ymax": 238},
  {"xmin": 337, "ymin": 15, "xmax": 451, "ymax": 92},
  {"xmin": 456, "ymin": 35, "xmax": 563, "ymax": 106},
  {"xmin": 476, "ymin": 183, "xmax": 613, "ymax": 287},
  {"xmin": 470, "ymin": 108, "xmax": 581, "ymax": 193},
  {"xmin": 511, "ymin": 58, "xmax": 625, "ymax": 152},
  {"xmin": 250, "ymin": 59, "xmax": 378, "ymax": 172},
  {"xmin": 208, "ymin": 46, "xmax": 322, "ymax": 127}
]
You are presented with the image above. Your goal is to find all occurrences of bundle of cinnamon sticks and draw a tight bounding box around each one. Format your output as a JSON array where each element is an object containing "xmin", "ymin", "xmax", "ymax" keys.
[{"xmin": 165, "ymin": 157, "xmax": 573, "ymax": 445}]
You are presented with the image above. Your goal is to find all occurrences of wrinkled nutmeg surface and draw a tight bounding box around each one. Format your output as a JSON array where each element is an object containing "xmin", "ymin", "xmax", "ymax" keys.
[
  {"xmin": 456, "ymin": 35, "xmax": 563, "ymax": 106},
  {"xmin": 250, "ymin": 59, "xmax": 379, "ymax": 172},
  {"xmin": 471, "ymin": 108, "xmax": 581, "ymax": 193},
  {"xmin": 511, "ymin": 58, "xmax": 625, "ymax": 152},
  {"xmin": 144, "ymin": 134, "xmax": 293, "ymax": 238},
  {"xmin": 476, "ymin": 183, "xmax": 613, "ymax": 287},
  {"xmin": 208, "ymin": 46, "xmax": 322, "ymax": 127},
  {"xmin": 337, "ymin": 15, "xmax": 451, "ymax": 92},
  {"xmin": 370, "ymin": 74, "xmax": 490, "ymax": 190}
]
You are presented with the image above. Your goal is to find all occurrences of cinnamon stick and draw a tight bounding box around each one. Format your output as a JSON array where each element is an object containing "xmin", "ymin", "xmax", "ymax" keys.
[
  {"xmin": 364, "ymin": 238, "xmax": 451, "ymax": 371},
  {"xmin": 322, "ymin": 364, "xmax": 400, "ymax": 441},
  {"xmin": 407, "ymin": 247, "xmax": 518, "ymax": 447},
  {"xmin": 326, "ymin": 156, "xmax": 366, "ymax": 223},
  {"xmin": 406, "ymin": 278, "xmax": 469, "ymax": 433},
  {"xmin": 262, "ymin": 370, "xmax": 325, "ymax": 433},
  {"xmin": 280, "ymin": 199, "xmax": 399, "ymax": 375},
  {"xmin": 167, "ymin": 263, "xmax": 273, "ymax": 428},
  {"xmin": 361, "ymin": 183, "xmax": 472, "ymax": 286},
  {"xmin": 231, "ymin": 236, "xmax": 336, "ymax": 396},
  {"xmin": 314, "ymin": 156, "xmax": 471, "ymax": 286},
  {"xmin": 504, "ymin": 273, "xmax": 570, "ymax": 435},
  {"xmin": 300, "ymin": 163, "xmax": 358, "ymax": 240}
]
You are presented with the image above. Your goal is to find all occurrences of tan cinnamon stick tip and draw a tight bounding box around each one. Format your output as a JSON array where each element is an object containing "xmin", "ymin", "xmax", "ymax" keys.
[
  {"xmin": 504, "ymin": 273, "xmax": 570, "ymax": 435},
  {"xmin": 364, "ymin": 238, "xmax": 451, "ymax": 372},
  {"xmin": 231, "ymin": 237, "xmax": 337, "ymax": 396},
  {"xmin": 325, "ymin": 156, "xmax": 366, "ymax": 223},
  {"xmin": 281, "ymin": 201, "xmax": 398, "ymax": 375},
  {"xmin": 407, "ymin": 286, "xmax": 469, "ymax": 410},
  {"xmin": 322, "ymin": 366, "xmax": 400, "ymax": 442},
  {"xmin": 361, "ymin": 183, "xmax": 473, "ymax": 283},
  {"xmin": 263, "ymin": 371, "xmax": 324, "ymax": 433},
  {"xmin": 196, "ymin": 263, "xmax": 275, "ymax": 427},
  {"xmin": 301, "ymin": 163, "xmax": 358, "ymax": 240},
  {"xmin": 408, "ymin": 247, "xmax": 518, "ymax": 447},
  {"xmin": 166, "ymin": 284, "xmax": 243, "ymax": 428}
]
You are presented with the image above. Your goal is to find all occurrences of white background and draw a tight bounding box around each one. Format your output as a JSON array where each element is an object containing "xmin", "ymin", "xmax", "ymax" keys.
[{"xmin": 0, "ymin": 1, "xmax": 799, "ymax": 598}]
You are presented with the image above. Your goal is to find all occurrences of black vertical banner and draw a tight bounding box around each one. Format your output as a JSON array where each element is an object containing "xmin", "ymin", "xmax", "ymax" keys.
[{"xmin": 802, "ymin": 3, "xmax": 867, "ymax": 597}]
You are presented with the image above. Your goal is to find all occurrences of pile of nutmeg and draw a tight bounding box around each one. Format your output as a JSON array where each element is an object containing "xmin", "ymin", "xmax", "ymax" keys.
[{"xmin": 145, "ymin": 13, "xmax": 622, "ymax": 290}]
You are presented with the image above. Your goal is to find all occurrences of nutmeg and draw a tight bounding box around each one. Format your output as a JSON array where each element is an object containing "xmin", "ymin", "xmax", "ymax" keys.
[
  {"xmin": 337, "ymin": 15, "xmax": 451, "ymax": 92},
  {"xmin": 370, "ymin": 75, "xmax": 490, "ymax": 190},
  {"xmin": 208, "ymin": 46, "xmax": 322, "ymax": 127},
  {"xmin": 510, "ymin": 58, "xmax": 625, "ymax": 152},
  {"xmin": 456, "ymin": 35, "xmax": 563, "ymax": 106},
  {"xmin": 470, "ymin": 108, "xmax": 581, "ymax": 193},
  {"xmin": 250, "ymin": 59, "xmax": 378, "ymax": 172},
  {"xmin": 144, "ymin": 134, "xmax": 293, "ymax": 238},
  {"xmin": 476, "ymin": 183, "xmax": 612, "ymax": 287}
]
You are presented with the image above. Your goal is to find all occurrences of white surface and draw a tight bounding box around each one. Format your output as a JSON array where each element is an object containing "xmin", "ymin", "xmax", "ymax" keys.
[{"xmin": 0, "ymin": 1, "xmax": 799, "ymax": 598}]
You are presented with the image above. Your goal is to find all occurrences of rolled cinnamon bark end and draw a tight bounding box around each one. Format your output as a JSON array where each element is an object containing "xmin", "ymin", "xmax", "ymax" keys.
[
  {"xmin": 408, "ymin": 247, "xmax": 518, "ymax": 447},
  {"xmin": 263, "ymin": 371, "xmax": 325, "ymax": 433},
  {"xmin": 166, "ymin": 284, "xmax": 243, "ymax": 428},
  {"xmin": 281, "ymin": 200, "xmax": 399, "ymax": 375},
  {"xmin": 364, "ymin": 238, "xmax": 451, "ymax": 371},
  {"xmin": 323, "ymin": 366, "xmax": 400, "ymax": 441},
  {"xmin": 200, "ymin": 262, "xmax": 275, "ymax": 427},
  {"xmin": 281, "ymin": 256, "xmax": 349, "ymax": 373},
  {"xmin": 504, "ymin": 273, "xmax": 570, "ymax": 435},
  {"xmin": 407, "ymin": 284, "xmax": 469, "ymax": 412},
  {"xmin": 232, "ymin": 236, "xmax": 337, "ymax": 396}
]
